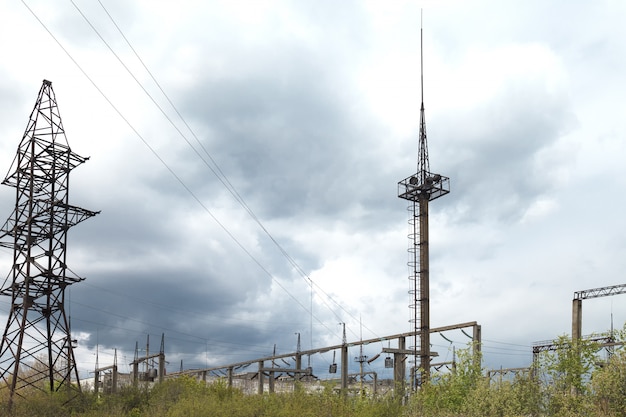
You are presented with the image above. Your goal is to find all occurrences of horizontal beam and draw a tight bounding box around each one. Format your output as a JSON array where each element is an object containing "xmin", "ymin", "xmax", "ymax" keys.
[
  {"xmin": 94, "ymin": 365, "xmax": 117, "ymax": 372},
  {"xmin": 178, "ymin": 321, "xmax": 478, "ymax": 376},
  {"xmin": 130, "ymin": 352, "xmax": 163, "ymax": 365},
  {"xmin": 431, "ymin": 361, "xmax": 455, "ymax": 367},
  {"xmin": 348, "ymin": 371, "xmax": 377, "ymax": 378},
  {"xmin": 487, "ymin": 367, "xmax": 530, "ymax": 374},
  {"xmin": 532, "ymin": 335, "xmax": 619, "ymax": 353},
  {"xmin": 574, "ymin": 283, "xmax": 626, "ymax": 300},
  {"xmin": 260, "ymin": 368, "xmax": 310, "ymax": 374},
  {"xmin": 381, "ymin": 348, "xmax": 439, "ymax": 357}
]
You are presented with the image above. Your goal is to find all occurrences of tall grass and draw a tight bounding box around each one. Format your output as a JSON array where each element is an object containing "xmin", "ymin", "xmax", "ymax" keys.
[{"xmin": 1, "ymin": 331, "xmax": 626, "ymax": 416}]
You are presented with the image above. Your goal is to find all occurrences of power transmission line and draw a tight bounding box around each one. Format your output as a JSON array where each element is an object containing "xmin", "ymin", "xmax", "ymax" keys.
[
  {"xmin": 85, "ymin": 0, "xmax": 378, "ymax": 341},
  {"xmin": 20, "ymin": 0, "xmax": 360, "ymax": 346},
  {"xmin": 67, "ymin": 0, "xmax": 378, "ymax": 340}
]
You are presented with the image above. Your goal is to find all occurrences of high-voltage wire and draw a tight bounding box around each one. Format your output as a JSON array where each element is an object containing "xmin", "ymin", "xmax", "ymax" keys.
[
  {"xmin": 38, "ymin": 0, "xmax": 376, "ymax": 342},
  {"xmin": 20, "ymin": 0, "xmax": 347, "ymax": 341},
  {"xmin": 85, "ymin": 0, "xmax": 376, "ymax": 341}
]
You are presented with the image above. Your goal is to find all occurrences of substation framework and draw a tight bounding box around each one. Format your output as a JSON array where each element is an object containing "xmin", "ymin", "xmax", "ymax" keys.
[
  {"xmin": 487, "ymin": 282, "xmax": 626, "ymax": 384},
  {"xmin": 130, "ymin": 334, "xmax": 166, "ymax": 387},
  {"xmin": 486, "ymin": 367, "xmax": 531, "ymax": 385},
  {"xmin": 530, "ymin": 283, "xmax": 626, "ymax": 377},
  {"xmin": 94, "ymin": 350, "xmax": 119, "ymax": 395},
  {"xmin": 532, "ymin": 334, "xmax": 621, "ymax": 362},
  {"xmin": 94, "ymin": 281, "xmax": 626, "ymax": 394},
  {"xmin": 0, "ymin": 80, "xmax": 98, "ymax": 407},
  {"xmin": 94, "ymin": 334, "xmax": 166, "ymax": 395},
  {"xmin": 572, "ymin": 283, "xmax": 626, "ymax": 343},
  {"xmin": 168, "ymin": 322, "xmax": 481, "ymax": 395}
]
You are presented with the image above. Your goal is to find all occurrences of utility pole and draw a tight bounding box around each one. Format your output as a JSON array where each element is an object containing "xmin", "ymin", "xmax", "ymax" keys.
[
  {"xmin": 340, "ymin": 323, "xmax": 348, "ymax": 393},
  {"xmin": 0, "ymin": 80, "xmax": 99, "ymax": 408},
  {"xmin": 295, "ymin": 332, "xmax": 302, "ymax": 381},
  {"xmin": 397, "ymin": 20, "xmax": 449, "ymax": 388},
  {"xmin": 354, "ymin": 318, "xmax": 368, "ymax": 395}
]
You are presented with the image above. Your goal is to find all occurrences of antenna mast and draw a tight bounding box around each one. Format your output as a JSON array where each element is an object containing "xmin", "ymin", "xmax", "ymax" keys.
[{"xmin": 397, "ymin": 15, "xmax": 450, "ymax": 389}]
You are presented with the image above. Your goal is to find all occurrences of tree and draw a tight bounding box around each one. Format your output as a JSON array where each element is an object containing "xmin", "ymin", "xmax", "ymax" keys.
[
  {"xmin": 591, "ymin": 324, "xmax": 626, "ymax": 416},
  {"xmin": 535, "ymin": 334, "xmax": 599, "ymax": 416}
]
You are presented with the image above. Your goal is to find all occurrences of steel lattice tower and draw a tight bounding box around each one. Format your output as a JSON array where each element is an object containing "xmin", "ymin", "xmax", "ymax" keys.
[
  {"xmin": 0, "ymin": 80, "xmax": 99, "ymax": 406},
  {"xmin": 397, "ymin": 26, "xmax": 449, "ymax": 389}
]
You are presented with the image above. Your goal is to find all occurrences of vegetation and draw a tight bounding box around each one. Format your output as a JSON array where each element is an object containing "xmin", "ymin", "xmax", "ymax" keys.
[{"xmin": 2, "ymin": 326, "xmax": 626, "ymax": 416}]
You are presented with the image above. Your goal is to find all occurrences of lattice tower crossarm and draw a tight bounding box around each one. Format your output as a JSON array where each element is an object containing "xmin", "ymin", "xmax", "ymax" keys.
[
  {"xmin": 0, "ymin": 80, "xmax": 99, "ymax": 407},
  {"xmin": 397, "ymin": 24, "xmax": 450, "ymax": 389}
]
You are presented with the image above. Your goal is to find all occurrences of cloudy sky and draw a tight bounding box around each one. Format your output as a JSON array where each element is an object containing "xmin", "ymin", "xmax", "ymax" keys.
[{"xmin": 0, "ymin": 0, "xmax": 625, "ymax": 381}]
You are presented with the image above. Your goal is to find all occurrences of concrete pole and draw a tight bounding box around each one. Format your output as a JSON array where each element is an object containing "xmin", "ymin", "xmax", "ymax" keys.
[
  {"xmin": 473, "ymin": 324, "xmax": 482, "ymax": 369},
  {"xmin": 372, "ymin": 372, "xmax": 378, "ymax": 396},
  {"xmin": 473, "ymin": 324, "xmax": 482, "ymax": 351},
  {"xmin": 340, "ymin": 344, "xmax": 348, "ymax": 392},
  {"xmin": 112, "ymin": 365, "xmax": 118, "ymax": 394},
  {"xmin": 132, "ymin": 363, "xmax": 139, "ymax": 388},
  {"xmin": 572, "ymin": 299, "xmax": 582, "ymax": 342},
  {"xmin": 571, "ymin": 298, "xmax": 584, "ymax": 396},
  {"xmin": 227, "ymin": 367, "xmax": 233, "ymax": 388},
  {"xmin": 295, "ymin": 353, "xmax": 302, "ymax": 380},
  {"xmin": 269, "ymin": 370, "xmax": 275, "ymax": 393},
  {"xmin": 394, "ymin": 336, "xmax": 406, "ymax": 393},
  {"xmin": 94, "ymin": 370, "xmax": 100, "ymax": 395},
  {"xmin": 257, "ymin": 361, "xmax": 264, "ymax": 395},
  {"xmin": 158, "ymin": 353, "xmax": 165, "ymax": 384}
]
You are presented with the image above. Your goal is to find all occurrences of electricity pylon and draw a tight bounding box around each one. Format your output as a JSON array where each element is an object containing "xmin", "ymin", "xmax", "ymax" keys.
[{"xmin": 0, "ymin": 80, "xmax": 99, "ymax": 407}]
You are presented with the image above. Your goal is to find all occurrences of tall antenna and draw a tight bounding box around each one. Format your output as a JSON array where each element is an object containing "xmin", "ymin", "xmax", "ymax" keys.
[
  {"xmin": 397, "ymin": 14, "xmax": 450, "ymax": 389},
  {"xmin": 0, "ymin": 80, "xmax": 99, "ymax": 408},
  {"xmin": 420, "ymin": 11, "xmax": 425, "ymax": 111}
]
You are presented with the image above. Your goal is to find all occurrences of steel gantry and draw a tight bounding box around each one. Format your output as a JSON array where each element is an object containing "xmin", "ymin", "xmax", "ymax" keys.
[{"xmin": 572, "ymin": 283, "xmax": 626, "ymax": 342}]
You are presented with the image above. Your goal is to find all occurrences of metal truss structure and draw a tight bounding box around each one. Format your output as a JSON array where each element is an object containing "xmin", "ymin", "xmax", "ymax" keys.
[
  {"xmin": 486, "ymin": 367, "xmax": 530, "ymax": 385},
  {"xmin": 573, "ymin": 283, "xmax": 626, "ymax": 300},
  {"xmin": 531, "ymin": 333, "xmax": 623, "ymax": 380},
  {"xmin": 532, "ymin": 335, "xmax": 618, "ymax": 356},
  {"xmin": 397, "ymin": 25, "xmax": 450, "ymax": 388},
  {"xmin": 572, "ymin": 283, "xmax": 626, "ymax": 341},
  {"xmin": 0, "ymin": 80, "xmax": 98, "ymax": 406}
]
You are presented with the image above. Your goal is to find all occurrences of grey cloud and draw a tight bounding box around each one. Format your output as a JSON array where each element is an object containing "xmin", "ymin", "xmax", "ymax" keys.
[{"xmin": 437, "ymin": 80, "xmax": 574, "ymax": 224}]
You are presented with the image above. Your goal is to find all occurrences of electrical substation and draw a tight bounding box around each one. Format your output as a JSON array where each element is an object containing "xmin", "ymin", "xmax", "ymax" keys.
[
  {"xmin": 0, "ymin": 29, "xmax": 479, "ymax": 400},
  {"xmin": 0, "ymin": 38, "xmax": 625, "ymax": 404}
]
